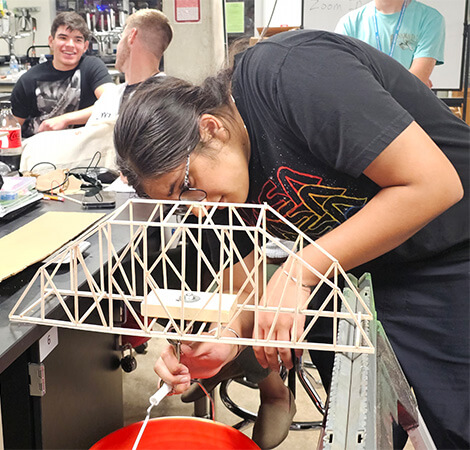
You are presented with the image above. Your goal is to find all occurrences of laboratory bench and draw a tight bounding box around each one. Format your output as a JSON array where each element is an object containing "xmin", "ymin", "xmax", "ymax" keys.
[{"xmin": 0, "ymin": 192, "xmax": 133, "ymax": 449}]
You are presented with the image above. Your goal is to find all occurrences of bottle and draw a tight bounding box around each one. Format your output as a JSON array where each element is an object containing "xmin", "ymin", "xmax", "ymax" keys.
[
  {"xmin": 0, "ymin": 101, "xmax": 22, "ymax": 172},
  {"xmin": 9, "ymin": 54, "xmax": 19, "ymax": 78}
]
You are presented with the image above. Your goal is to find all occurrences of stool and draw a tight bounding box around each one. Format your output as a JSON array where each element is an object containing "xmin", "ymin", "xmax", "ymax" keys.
[{"xmin": 217, "ymin": 355, "xmax": 325, "ymax": 431}]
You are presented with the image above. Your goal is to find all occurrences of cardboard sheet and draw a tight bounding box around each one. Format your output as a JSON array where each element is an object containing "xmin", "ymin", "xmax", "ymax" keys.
[{"xmin": 0, "ymin": 211, "xmax": 104, "ymax": 282}]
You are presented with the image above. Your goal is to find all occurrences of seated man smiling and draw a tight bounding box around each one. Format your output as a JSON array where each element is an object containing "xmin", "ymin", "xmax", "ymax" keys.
[{"xmin": 10, "ymin": 11, "xmax": 114, "ymax": 138}]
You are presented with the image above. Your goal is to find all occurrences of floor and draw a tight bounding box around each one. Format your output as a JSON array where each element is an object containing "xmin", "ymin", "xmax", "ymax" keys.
[
  {"xmin": 122, "ymin": 337, "xmax": 326, "ymax": 449},
  {"xmin": 121, "ymin": 338, "xmax": 415, "ymax": 449}
]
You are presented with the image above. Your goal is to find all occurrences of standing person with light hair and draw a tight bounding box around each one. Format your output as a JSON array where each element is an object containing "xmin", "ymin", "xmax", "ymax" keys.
[
  {"xmin": 335, "ymin": 0, "xmax": 445, "ymax": 87},
  {"xmin": 87, "ymin": 8, "xmax": 173, "ymax": 124}
]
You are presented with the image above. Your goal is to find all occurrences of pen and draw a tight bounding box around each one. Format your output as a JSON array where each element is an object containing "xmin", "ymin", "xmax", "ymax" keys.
[
  {"xmin": 43, "ymin": 194, "xmax": 64, "ymax": 202},
  {"xmin": 58, "ymin": 194, "xmax": 83, "ymax": 205}
]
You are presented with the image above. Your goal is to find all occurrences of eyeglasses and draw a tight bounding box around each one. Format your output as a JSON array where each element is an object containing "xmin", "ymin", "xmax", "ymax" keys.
[{"xmin": 179, "ymin": 154, "xmax": 207, "ymax": 202}]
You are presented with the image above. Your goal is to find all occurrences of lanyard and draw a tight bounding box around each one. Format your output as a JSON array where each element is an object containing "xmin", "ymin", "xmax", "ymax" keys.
[{"xmin": 373, "ymin": 0, "xmax": 408, "ymax": 57}]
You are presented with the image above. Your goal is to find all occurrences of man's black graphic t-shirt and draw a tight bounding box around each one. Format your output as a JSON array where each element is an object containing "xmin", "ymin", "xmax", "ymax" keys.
[
  {"xmin": 11, "ymin": 55, "xmax": 112, "ymax": 137},
  {"xmin": 231, "ymin": 30, "xmax": 469, "ymax": 264}
]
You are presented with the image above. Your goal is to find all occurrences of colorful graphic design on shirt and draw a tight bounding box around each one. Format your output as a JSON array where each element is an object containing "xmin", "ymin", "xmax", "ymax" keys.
[
  {"xmin": 27, "ymin": 70, "xmax": 81, "ymax": 136},
  {"xmin": 246, "ymin": 167, "xmax": 369, "ymax": 240}
]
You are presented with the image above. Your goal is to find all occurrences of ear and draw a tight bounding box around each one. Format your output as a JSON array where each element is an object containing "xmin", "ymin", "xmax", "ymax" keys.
[
  {"xmin": 83, "ymin": 40, "xmax": 89, "ymax": 53},
  {"xmin": 199, "ymin": 114, "xmax": 229, "ymax": 143},
  {"xmin": 48, "ymin": 35, "xmax": 53, "ymax": 49},
  {"xmin": 128, "ymin": 28, "xmax": 138, "ymax": 45}
]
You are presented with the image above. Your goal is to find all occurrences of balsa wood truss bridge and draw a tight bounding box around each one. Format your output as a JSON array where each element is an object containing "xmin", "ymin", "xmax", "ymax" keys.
[{"xmin": 9, "ymin": 199, "xmax": 374, "ymax": 354}]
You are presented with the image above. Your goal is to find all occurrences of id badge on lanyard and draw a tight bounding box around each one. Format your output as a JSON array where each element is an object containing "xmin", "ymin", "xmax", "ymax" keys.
[{"xmin": 373, "ymin": 0, "xmax": 408, "ymax": 57}]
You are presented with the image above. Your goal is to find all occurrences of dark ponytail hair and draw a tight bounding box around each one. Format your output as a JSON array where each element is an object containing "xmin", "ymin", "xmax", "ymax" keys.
[{"xmin": 114, "ymin": 71, "xmax": 233, "ymax": 196}]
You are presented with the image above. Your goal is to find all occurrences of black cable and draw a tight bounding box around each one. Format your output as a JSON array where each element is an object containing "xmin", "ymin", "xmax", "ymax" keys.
[
  {"xmin": 29, "ymin": 161, "xmax": 56, "ymax": 173},
  {"xmin": 259, "ymin": 0, "xmax": 279, "ymax": 39},
  {"xmin": 33, "ymin": 151, "xmax": 104, "ymax": 194},
  {"xmin": 85, "ymin": 151, "xmax": 102, "ymax": 172}
]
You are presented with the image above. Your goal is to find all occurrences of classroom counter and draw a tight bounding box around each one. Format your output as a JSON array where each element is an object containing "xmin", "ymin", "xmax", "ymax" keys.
[{"xmin": 0, "ymin": 192, "xmax": 132, "ymax": 449}]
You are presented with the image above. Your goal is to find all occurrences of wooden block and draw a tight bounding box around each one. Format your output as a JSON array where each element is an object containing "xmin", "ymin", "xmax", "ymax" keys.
[{"xmin": 141, "ymin": 289, "xmax": 238, "ymax": 323}]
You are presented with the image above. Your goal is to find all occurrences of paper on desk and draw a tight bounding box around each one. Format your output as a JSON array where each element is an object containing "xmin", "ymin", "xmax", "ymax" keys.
[
  {"xmin": 104, "ymin": 176, "xmax": 135, "ymax": 193},
  {"xmin": 0, "ymin": 211, "xmax": 104, "ymax": 282}
]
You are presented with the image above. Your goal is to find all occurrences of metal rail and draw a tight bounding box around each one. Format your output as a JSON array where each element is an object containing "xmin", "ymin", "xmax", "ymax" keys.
[{"xmin": 320, "ymin": 274, "xmax": 436, "ymax": 450}]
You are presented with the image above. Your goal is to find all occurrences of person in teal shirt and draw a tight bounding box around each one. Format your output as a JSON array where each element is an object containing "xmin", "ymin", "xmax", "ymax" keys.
[{"xmin": 335, "ymin": 0, "xmax": 445, "ymax": 88}]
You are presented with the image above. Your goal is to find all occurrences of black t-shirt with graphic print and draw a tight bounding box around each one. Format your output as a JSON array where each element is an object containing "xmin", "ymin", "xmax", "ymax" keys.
[
  {"xmin": 11, "ymin": 55, "xmax": 112, "ymax": 138},
  {"xmin": 231, "ymin": 30, "xmax": 469, "ymax": 264}
]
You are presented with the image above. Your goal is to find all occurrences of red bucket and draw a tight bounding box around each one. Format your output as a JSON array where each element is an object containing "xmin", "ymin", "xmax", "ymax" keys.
[{"xmin": 90, "ymin": 416, "xmax": 260, "ymax": 449}]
